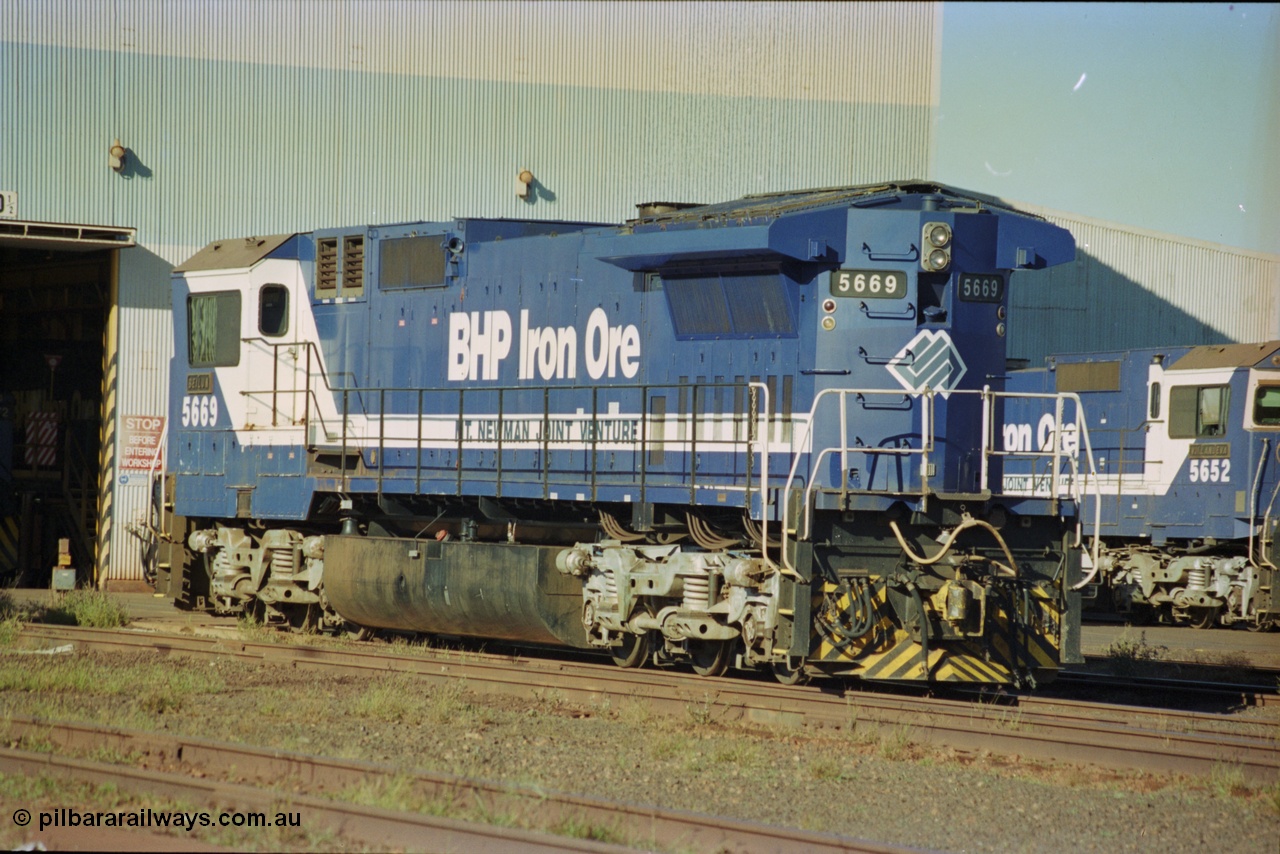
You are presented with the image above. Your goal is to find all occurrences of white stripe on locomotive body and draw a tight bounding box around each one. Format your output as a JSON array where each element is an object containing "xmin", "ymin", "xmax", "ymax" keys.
[{"xmin": 185, "ymin": 258, "xmax": 811, "ymax": 459}]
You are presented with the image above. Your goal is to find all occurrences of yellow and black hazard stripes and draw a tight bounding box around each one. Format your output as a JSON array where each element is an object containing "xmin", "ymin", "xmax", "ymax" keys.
[
  {"xmin": 0, "ymin": 516, "xmax": 18, "ymax": 574},
  {"xmin": 988, "ymin": 620, "xmax": 1061, "ymax": 671},
  {"xmin": 850, "ymin": 637, "xmax": 1016, "ymax": 683},
  {"xmin": 807, "ymin": 575, "xmax": 1064, "ymax": 684},
  {"xmin": 813, "ymin": 579, "xmax": 895, "ymax": 661}
]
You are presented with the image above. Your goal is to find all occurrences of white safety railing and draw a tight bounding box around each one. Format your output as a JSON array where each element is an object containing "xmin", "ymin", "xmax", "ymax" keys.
[
  {"xmin": 977, "ymin": 387, "xmax": 1101, "ymax": 588},
  {"xmin": 775, "ymin": 386, "xmax": 1101, "ymax": 579}
]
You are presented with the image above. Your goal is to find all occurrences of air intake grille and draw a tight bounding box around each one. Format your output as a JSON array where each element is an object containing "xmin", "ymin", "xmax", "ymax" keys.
[
  {"xmin": 343, "ymin": 236, "xmax": 365, "ymax": 297},
  {"xmin": 316, "ymin": 238, "xmax": 338, "ymax": 297}
]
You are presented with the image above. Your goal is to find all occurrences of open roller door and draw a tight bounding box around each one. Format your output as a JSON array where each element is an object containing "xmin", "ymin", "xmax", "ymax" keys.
[{"xmin": 0, "ymin": 220, "xmax": 136, "ymax": 588}]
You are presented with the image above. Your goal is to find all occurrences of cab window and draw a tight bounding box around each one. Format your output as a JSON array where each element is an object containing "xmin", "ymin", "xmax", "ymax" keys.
[
  {"xmin": 187, "ymin": 291, "xmax": 241, "ymax": 367},
  {"xmin": 1169, "ymin": 385, "xmax": 1230, "ymax": 438},
  {"xmin": 1253, "ymin": 385, "xmax": 1280, "ymax": 426},
  {"xmin": 259, "ymin": 284, "xmax": 289, "ymax": 337}
]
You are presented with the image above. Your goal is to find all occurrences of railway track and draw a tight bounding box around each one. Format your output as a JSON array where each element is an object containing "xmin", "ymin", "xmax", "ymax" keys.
[
  {"xmin": 13, "ymin": 624, "xmax": 1280, "ymax": 786},
  {"xmin": 1053, "ymin": 668, "xmax": 1280, "ymax": 709},
  {"xmin": 0, "ymin": 716, "xmax": 908, "ymax": 854}
]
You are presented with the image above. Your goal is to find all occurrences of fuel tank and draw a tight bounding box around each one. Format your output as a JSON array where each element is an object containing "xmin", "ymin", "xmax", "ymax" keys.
[{"xmin": 322, "ymin": 534, "xmax": 591, "ymax": 648}]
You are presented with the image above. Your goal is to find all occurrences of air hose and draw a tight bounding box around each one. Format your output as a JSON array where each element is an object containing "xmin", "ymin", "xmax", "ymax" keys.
[{"xmin": 889, "ymin": 517, "xmax": 1019, "ymax": 578}]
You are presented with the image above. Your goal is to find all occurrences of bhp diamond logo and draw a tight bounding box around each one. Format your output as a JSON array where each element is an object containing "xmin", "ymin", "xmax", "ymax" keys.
[{"xmin": 886, "ymin": 330, "xmax": 967, "ymax": 397}]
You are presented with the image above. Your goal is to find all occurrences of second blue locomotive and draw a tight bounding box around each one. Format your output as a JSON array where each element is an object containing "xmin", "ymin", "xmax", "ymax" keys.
[{"xmin": 1005, "ymin": 342, "xmax": 1280, "ymax": 630}]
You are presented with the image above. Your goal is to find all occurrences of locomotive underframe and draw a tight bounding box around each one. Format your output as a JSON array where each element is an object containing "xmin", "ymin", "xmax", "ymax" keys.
[
  {"xmin": 1088, "ymin": 539, "xmax": 1279, "ymax": 630},
  {"xmin": 156, "ymin": 480, "xmax": 1077, "ymax": 685}
]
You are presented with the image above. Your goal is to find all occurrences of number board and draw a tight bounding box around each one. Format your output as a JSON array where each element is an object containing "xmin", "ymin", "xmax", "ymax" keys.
[
  {"xmin": 830, "ymin": 270, "xmax": 907, "ymax": 300},
  {"xmin": 958, "ymin": 273, "xmax": 1005, "ymax": 303}
]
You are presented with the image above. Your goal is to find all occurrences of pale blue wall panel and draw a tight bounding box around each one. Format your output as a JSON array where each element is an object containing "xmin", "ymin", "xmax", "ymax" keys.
[
  {"xmin": 2, "ymin": 42, "xmax": 933, "ymax": 257},
  {"xmin": 2, "ymin": 0, "xmax": 940, "ymax": 261}
]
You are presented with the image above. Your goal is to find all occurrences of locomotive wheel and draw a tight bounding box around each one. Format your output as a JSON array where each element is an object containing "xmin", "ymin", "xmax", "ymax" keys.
[
  {"xmin": 689, "ymin": 640, "xmax": 732, "ymax": 677},
  {"xmin": 611, "ymin": 632, "xmax": 651, "ymax": 668},
  {"xmin": 1187, "ymin": 606, "xmax": 1218, "ymax": 630},
  {"xmin": 288, "ymin": 603, "xmax": 320, "ymax": 634},
  {"xmin": 343, "ymin": 623, "xmax": 374, "ymax": 641},
  {"xmin": 1125, "ymin": 604, "xmax": 1155, "ymax": 626},
  {"xmin": 771, "ymin": 660, "xmax": 810, "ymax": 685}
]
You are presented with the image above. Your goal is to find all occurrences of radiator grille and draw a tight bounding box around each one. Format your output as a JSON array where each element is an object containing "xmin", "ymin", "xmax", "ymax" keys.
[
  {"xmin": 316, "ymin": 237, "xmax": 338, "ymax": 297},
  {"xmin": 343, "ymin": 235, "xmax": 365, "ymax": 297}
]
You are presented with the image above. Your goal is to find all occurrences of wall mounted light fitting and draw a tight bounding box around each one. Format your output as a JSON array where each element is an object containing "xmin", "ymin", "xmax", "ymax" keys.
[
  {"xmin": 516, "ymin": 169, "xmax": 534, "ymax": 199},
  {"xmin": 108, "ymin": 138, "xmax": 127, "ymax": 172}
]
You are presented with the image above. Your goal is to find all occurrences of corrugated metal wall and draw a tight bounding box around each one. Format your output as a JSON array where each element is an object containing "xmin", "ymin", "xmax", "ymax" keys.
[
  {"xmin": 1008, "ymin": 208, "xmax": 1280, "ymax": 364},
  {"xmin": 97, "ymin": 248, "xmax": 175, "ymax": 583},
  {"xmin": 3, "ymin": 0, "xmax": 942, "ymax": 582},
  {"xmin": 3, "ymin": 0, "xmax": 941, "ymax": 265}
]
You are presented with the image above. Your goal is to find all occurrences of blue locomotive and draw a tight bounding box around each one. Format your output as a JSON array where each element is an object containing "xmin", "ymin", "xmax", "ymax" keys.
[
  {"xmin": 146, "ymin": 181, "xmax": 1089, "ymax": 685},
  {"xmin": 1004, "ymin": 342, "xmax": 1280, "ymax": 630}
]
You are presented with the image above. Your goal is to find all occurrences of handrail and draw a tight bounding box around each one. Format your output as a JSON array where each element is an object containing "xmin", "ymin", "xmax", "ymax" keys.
[
  {"xmin": 253, "ymin": 365, "xmax": 775, "ymax": 507},
  {"xmin": 777, "ymin": 386, "xmax": 1101, "ymax": 581},
  {"xmin": 237, "ymin": 337, "xmax": 365, "ymax": 441},
  {"xmin": 746, "ymin": 381, "xmax": 773, "ymax": 570},
  {"xmin": 975, "ymin": 388, "xmax": 1102, "ymax": 588},
  {"xmin": 779, "ymin": 387, "xmax": 936, "ymax": 574}
]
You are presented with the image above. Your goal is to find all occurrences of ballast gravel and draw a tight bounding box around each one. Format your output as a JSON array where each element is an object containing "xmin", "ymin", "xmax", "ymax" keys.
[{"xmin": 0, "ymin": 648, "xmax": 1276, "ymax": 853}]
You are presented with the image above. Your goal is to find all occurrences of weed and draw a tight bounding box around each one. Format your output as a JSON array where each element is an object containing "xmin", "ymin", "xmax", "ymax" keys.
[
  {"xmin": 1208, "ymin": 763, "xmax": 1247, "ymax": 798},
  {"xmin": 684, "ymin": 691, "xmax": 721, "ymax": 727},
  {"xmin": 0, "ymin": 657, "xmax": 224, "ymax": 703},
  {"xmin": 40, "ymin": 589, "xmax": 130, "ymax": 628},
  {"xmin": 807, "ymin": 755, "xmax": 842, "ymax": 780},
  {"xmin": 354, "ymin": 674, "xmax": 421, "ymax": 724},
  {"xmin": 711, "ymin": 739, "xmax": 763, "ymax": 767},
  {"xmin": 237, "ymin": 613, "xmax": 284, "ymax": 643},
  {"xmin": 424, "ymin": 679, "xmax": 476, "ymax": 726},
  {"xmin": 614, "ymin": 696, "xmax": 654, "ymax": 728},
  {"xmin": 341, "ymin": 773, "xmax": 422, "ymax": 812},
  {"xmin": 549, "ymin": 814, "xmax": 627, "ymax": 844},
  {"xmin": 0, "ymin": 616, "xmax": 23, "ymax": 648},
  {"xmin": 529, "ymin": 688, "xmax": 569, "ymax": 715},
  {"xmin": 649, "ymin": 733, "xmax": 691, "ymax": 761},
  {"xmin": 85, "ymin": 745, "xmax": 143, "ymax": 765},
  {"xmin": 996, "ymin": 707, "xmax": 1025, "ymax": 732},
  {"xmin": 136, "ymin": 686, "xmax": 186, "ymax": 716},
  {"xmin": 877, "ymin": 724, "xmax": 914, "ymax": 761},
  {"xmin": 1104, "ymin": 630, "xmax": 1168, "ymax": 676}
]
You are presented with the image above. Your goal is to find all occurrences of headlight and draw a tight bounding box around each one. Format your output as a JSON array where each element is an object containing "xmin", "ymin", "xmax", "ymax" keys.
[
  {"xmin": 925, "ymin": 247, "xmax": 950, "ymax": 271},
  {"xmin": 921, "ymin": 222, "xmax": 952, "ymax": 271}
]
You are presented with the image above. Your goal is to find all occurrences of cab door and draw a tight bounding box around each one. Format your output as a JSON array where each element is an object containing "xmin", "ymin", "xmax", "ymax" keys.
[{"xmin": 241, "ymin": 261, "xmax": 304, "ymax": 434}]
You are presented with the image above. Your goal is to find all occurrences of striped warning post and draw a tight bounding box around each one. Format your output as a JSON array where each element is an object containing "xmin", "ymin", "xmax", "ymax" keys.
[
  {"xmin": 24, "ymin": 412, "xmax": 58, "ymax": 467},
  {"xmin": 0, "ymin": 516, "xmax": 17, "ymax": 574}
]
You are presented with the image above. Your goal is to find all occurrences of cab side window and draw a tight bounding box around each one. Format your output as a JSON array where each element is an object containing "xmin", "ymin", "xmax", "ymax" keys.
[
  {"xmin": 1253, "ymin": 385, "xmax": 1280, "ymax": 426},
  {"xmin": 187, "ymin": 291, "xmax": 241, "ymax": 367},
  {"xmin": 1169, "ymin": 385, "xmax": 1230, "ymax": 438},
  {"xmin": 259, "ymin": 284, "xmax": 288, "ymax": 337}
]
